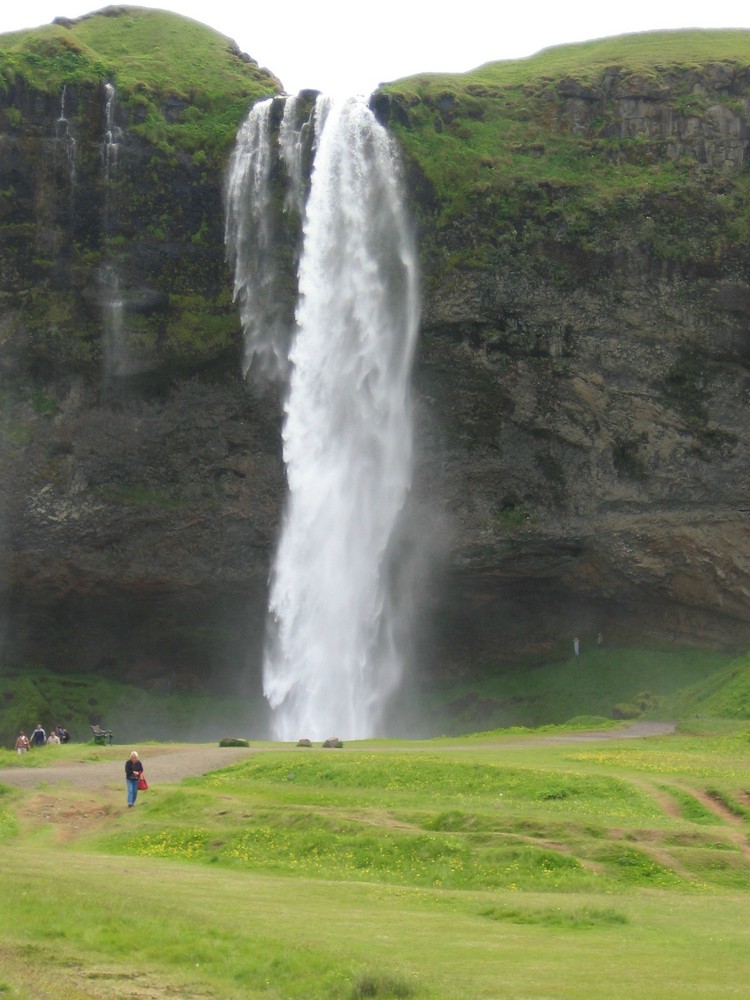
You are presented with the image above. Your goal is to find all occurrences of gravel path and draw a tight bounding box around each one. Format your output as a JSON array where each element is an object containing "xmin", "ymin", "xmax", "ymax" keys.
[{"xmin": 0, "ymin": 722, "xmax": 676, "ymax": 792}]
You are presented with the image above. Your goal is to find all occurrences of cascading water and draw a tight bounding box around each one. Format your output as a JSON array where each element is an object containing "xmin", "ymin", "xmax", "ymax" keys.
[
  {"xmin": 225, "ymin": 98, "xmax": 297, "ymax": 382},
  {"xmin": 278, "ymin": 96, "xmax": 311, "ymax": 219},
  {"xmin": 226, "ymin": 95, "xmax": 420, "ymax": 740},
  {"xmin": 103, "ymin": 82, "xmax": 123, "ymax": 176},
  {"xmin": 99, "ymin": 83, "xmax": 129, "ymax": 379},
  {"xmin": 101, "ymin": 82, "xmax": 123, "ymax": 237},
  {"xmin": 54, "ymin": 84, "xmax": 77, "ymax": 187}
]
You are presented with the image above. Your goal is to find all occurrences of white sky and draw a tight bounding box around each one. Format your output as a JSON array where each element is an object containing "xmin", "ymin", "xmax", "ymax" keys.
[{"xmin": 2, "ymin": 1, "xmax": 750, "ymax": 96}]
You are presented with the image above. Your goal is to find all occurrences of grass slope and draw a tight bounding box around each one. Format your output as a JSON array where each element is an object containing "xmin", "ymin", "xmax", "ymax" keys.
[
  {"xmin": 430, "ymin": 29, "xmax": 750, "ymax": 86},
  {"xmin": 418, "ymin": 646, "xmax": 739, "ymax": 734}
]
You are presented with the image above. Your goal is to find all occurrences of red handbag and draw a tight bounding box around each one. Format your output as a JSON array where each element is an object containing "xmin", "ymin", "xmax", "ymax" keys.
[{"xmin": 137, "ymin": 773, "xmax": 148, "ymax": 790}]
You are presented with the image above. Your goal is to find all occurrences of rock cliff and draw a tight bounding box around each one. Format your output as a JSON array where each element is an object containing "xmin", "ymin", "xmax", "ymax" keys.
[
  {"xmin": 0, "ymin": 8, "xmax": 283, "ymax": 695},
  {"xmin": 379, "ymin": 32, "xmax": 750, "ymax": 671},
  {"xmin": 0, "ymin": 17, "xmax": 749, "ymax": 704}
]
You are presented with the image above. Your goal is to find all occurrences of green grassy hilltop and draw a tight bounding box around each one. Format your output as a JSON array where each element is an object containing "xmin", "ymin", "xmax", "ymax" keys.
[
  {"xmin": 383, "ymin": 29, "xmax": 750, "ymax": 230},
  {"xmin": 0, "ymin": 6, "xmax": 279, "ymax": 156}
]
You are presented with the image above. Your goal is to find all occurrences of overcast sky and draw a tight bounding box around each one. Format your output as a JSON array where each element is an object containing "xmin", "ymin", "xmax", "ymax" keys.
[{"xmin": 2, "ymin": 1, "xmax": 750, "ymax": 96}]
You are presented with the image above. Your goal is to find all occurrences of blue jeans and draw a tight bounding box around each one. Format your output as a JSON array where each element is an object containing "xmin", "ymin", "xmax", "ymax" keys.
[{"xmin": 126, "ymin": 777, "xmax": 139, "ymax": 806}]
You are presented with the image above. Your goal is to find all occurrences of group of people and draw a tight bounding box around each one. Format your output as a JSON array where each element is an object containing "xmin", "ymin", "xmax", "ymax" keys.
[
  {"xmin": 13, "ymin": 724, "xmax": 146, "ymax": 811},
  {"xmin": 15, "ymin": 723, "xmax": 70, "ymax": 753}
]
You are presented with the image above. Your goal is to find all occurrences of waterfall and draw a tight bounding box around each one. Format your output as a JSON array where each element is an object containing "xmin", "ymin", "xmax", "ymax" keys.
[
  {"xmin": 99, "ymin": 83, "xmax": 129, "ymax": 379},
  {"xmin": 227, "ymin": 95, "xmax": 420, "ymax": 740},
  {"xmin": 102, "ymin": 82, "xmax": 123, "ymax": 181},
  {"xmin": 278, "ymin": 96, "xmax": 310, "ymax": 218},
  {"xmin": 54, "ymin": 84, "xmax": 77, "ymax": 187},
  {"xmin": 101, "ymin": 82, "xmax": 123, "ymax": 240},
  {"xmin": 225, "ymin": 98, "xmax": 298, "ymax": 382}
]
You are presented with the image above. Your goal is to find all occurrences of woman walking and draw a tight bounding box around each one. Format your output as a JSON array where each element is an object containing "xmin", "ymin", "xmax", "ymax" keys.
[{"xmin": 125, "ymin": 750, "xmax": 144, "ymax": 807}]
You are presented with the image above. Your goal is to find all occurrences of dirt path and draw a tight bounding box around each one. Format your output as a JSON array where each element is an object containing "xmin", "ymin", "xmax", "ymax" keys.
[
  {"xmin": 0, "ymin": 722, "xmax": 677, "ymax": 792},
  {"xmin": 0, "ymin": 744, "xmax": 256, "ymax": 792}
]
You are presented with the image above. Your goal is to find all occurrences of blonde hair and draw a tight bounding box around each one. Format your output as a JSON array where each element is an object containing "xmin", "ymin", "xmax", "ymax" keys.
[{"xmin": 130, "ymin": 751, "xmax": 139, "ymax": 759}]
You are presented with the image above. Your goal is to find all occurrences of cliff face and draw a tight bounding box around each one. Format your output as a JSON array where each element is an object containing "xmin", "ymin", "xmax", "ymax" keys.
[
  {"xmin": 1, "ymin": 20, "xmax": 750, "ymax": 699},
  {"xmin": 379, "ymin": 34, "xmax": 750, "ymax": 669},
  {"xmin": 0, "ymin": 9, "xmax": 283, "ymax": 693}
]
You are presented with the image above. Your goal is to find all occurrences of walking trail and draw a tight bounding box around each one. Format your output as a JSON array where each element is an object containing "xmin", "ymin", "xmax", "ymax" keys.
[{"xmin": 0, "ymin": 721, "xmax": 676, "ymax": 792}]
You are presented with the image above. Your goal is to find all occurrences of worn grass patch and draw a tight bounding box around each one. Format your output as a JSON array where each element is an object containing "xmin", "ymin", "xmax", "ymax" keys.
[{"xmin": 479, "ymin": 903, "xmax": 628, "ymax": 928}]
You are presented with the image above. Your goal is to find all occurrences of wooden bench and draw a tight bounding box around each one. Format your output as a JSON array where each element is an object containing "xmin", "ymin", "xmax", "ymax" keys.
[{"xmin": 90, "ymin": 724, "xmax": 113, "ymax": 746}]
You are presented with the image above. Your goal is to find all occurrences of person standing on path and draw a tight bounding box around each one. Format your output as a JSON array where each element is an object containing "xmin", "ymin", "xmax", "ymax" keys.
[{"xmin": 125, "ymin": 750, "xmax": 144, "ymax": 807}]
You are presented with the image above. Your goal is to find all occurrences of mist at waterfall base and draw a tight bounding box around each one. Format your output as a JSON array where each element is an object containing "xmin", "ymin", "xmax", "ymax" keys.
[{"xmin": 227, "ymin": 94, "xmax": 427, "ymax": 741}]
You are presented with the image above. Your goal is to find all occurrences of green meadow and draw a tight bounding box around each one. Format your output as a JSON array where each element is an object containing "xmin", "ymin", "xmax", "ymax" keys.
[{"xmin": 1, "ymin": 712, "xmax": 750, "ymax": 998}]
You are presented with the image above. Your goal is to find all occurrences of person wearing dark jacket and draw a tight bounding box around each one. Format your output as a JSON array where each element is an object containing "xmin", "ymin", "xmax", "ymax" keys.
[{"xmin": 125, "ymin": 750, "xmax": 144, "ymax": 807}]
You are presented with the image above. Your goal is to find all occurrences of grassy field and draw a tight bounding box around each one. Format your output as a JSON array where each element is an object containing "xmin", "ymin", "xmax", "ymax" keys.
[{"xmin": 1, "ymin": 717, "xmax": 750, "ymax": 998}]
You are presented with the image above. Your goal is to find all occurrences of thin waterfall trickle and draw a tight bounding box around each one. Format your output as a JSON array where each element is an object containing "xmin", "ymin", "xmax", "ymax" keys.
[
  {"xmin": 226, "ymin": 94, "xmax": 420, "ymax": 740},
  {"xmin": 99, "ymin": 83, "xmax": 130, "ymax": 379},
  {"xmin": 101, "ymin": 83, "xmax": 123, "ymax": 236},
  {"xmin": 53, "ymin": 84, "xmax": 77, "ymax": 187},
  {"xmin": 102, "ymin": 84, "xmax": 123, "ymax": 178}
]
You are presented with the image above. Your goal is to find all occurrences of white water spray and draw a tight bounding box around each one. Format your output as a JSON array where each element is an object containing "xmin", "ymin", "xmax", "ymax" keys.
[{"xmin": 227, "ymin": 95, "xmax": 420, "ymax": 740}]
